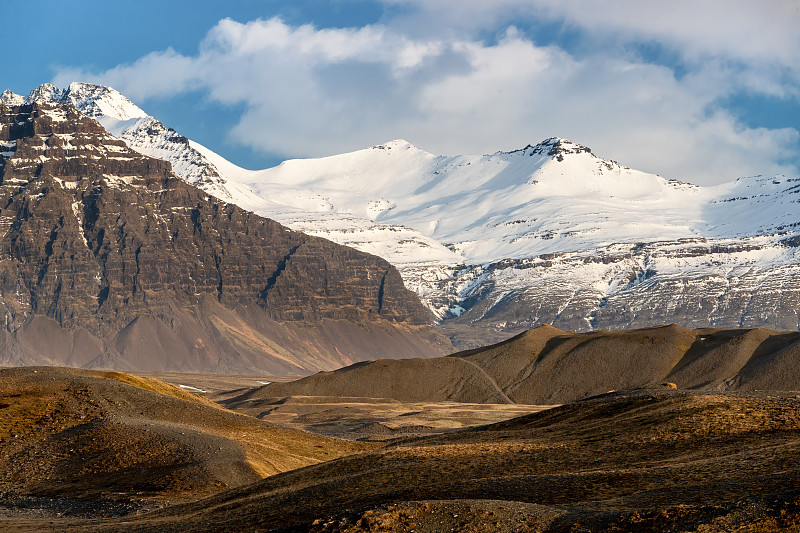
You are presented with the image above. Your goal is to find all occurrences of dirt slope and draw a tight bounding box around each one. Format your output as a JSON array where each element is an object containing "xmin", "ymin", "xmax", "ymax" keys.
[
  {"xmin": 239, "ymin": 356, "xmax": 512, "ymax": 403},
  {"xmin": 48, "ymin": 389, "xmax": 800, "ymax": 532},
  {"xmin": 0, "ymin": 367, "xmax": 368, "ymax": 506},
  {"xmin": 253, "ymin": 324, "xmax": 800, "ymax": 404}
]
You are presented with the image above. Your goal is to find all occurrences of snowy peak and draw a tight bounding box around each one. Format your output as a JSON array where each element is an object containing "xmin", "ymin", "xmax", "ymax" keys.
[
  {"xmin": 16, "ymin": 83, "xmax": 211, "ymax": 190},
  {"xmin": 491, "ymin": 137, "xmax": 633, "ymax": 186},
  {"xmin": 369, "ymin": 139, "xmax": 432, "ymax": 155},
  {"xmin": 24, "ymin": 82, "xmax": 148, "ymax": 122},
  {"xmin": 538, "ymin": 137, "xmax": 593, "ymax": 160},
  {"xmin": 500, "ymin": 137, "xmax": 592, "ymax": 159},
  {"xmin": 7, "ymin": 82, "xmax": 229, "ymax": 200},
  {"xmin": 0, "ymin": 89, "xmax": 24, "ymax": 106},
  {"xmin": 62, "ymin": 82, "xmax": 148, "ymax": 121},
  {"xmin": 26, "ymin": 83, "xmax": 63, "ymax": 103}
]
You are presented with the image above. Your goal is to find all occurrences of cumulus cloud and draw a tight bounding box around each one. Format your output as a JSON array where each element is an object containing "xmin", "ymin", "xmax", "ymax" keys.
[
  {"xmin": 538, "ymin": 0, "xmax": 800, "ymax": 71},
  {"xmin": 54, "ymin": 48, "xmax": 199, "ymax": 102},
  {"xmin": 53, "ymin": 9, "xmax": 799, "ymax": 185}
]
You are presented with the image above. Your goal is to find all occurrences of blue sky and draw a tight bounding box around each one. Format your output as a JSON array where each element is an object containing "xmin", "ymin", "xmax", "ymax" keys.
[{"xmin": 3, "ymin": 0, "xmax": 799, "ymax": 185}]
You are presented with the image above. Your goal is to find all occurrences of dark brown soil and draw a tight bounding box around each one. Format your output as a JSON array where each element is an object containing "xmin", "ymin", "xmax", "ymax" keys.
[{"xmin": 16, "ymin": 388, "xmax": 800, "ymax": 532}]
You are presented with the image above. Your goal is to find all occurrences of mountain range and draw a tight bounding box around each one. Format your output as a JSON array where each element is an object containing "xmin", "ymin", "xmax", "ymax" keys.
[
  {"xmin": 4, "ymin": 82, "xmax": 800, "ymax": 353},
  {"xmin": 7, "ymin": 82, "xmax": 797, "ymax": 349}
]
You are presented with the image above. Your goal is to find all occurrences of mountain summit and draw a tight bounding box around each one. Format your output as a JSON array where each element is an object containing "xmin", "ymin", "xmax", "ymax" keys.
[
  {"xmin": 499, "ymin": 137, "xmax": 592, "ymax": 158},
  {"xmin": 0, "ymin": 90, "xmax": 24, "ymax": 106},
  {"xmin": 23, "ymin": 82, "xmax": 148, "ymax": 121},
  {"xmin": 0, "ymin": 98, "xmax": 451, "ymax": 372}
]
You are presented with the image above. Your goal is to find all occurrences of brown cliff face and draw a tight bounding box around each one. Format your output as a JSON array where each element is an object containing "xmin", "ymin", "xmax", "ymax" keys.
[{"xmin": 0, "ymin": 102, "xmax": 451, "ymax": 373}]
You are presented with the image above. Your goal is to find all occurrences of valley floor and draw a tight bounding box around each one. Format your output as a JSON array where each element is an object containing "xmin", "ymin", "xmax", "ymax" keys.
[{"xmin": 2, "ymin": 368, "xmax": 800, "ymax": 532}]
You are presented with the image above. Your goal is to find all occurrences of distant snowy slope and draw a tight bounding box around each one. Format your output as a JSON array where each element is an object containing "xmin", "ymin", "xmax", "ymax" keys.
[
  {"xmin": 189, "ymin": 138, "xmax": 464, "ymax": 267},
  {"xmin": 194, "ymin": 137, "xmax": 800, "ymax": 262},
  {"xmin": 189, "ymin": 136, "xmax": 800, "ymax": 337}
]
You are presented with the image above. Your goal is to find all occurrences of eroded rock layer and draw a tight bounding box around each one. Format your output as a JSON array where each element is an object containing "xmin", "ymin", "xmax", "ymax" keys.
[{"xmin": 0, "ymin": 102, "xmax": 451, "ymax": 373}]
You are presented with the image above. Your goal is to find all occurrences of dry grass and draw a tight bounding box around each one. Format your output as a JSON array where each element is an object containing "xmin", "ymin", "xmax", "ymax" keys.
[
  {"xmin": 100, "ymin": 371, "xmax": 221, "ymax": 408},
  {"xmin": 0, "ymin": 367, "xmax": 370, "ymax": 508},
  {"xmin": 6, "ymin": 364, "xmax": 800, "ymax": 532},
  {"xmin": 222, "ymin": 394, "xmax": 552, "ymax": 441},
  {"xmin": 20, "ymin": 388, "xmax": 798, "ymax": 532}
]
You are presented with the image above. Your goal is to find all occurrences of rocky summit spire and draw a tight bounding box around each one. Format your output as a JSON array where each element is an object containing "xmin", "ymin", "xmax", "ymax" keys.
[
  {"xmin": 25, "ymin": 83, "xmax": 64, "ymax": 104},
  {"xmin": 500, "ymin": 138, "xmax": 594, "ymax": 160}
]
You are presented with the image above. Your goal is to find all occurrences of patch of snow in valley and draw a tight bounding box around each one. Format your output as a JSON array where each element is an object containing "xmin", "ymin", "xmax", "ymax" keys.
[{"xmin": 178, "ymin": 384, "xmax": 207, "ymax": 393}]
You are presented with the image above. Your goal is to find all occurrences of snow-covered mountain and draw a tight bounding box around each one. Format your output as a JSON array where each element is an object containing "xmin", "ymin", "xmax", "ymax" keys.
[
  {"xmin": 3, "ymin": 84, "xmax": 461, "ymax": 277},
  {"xmin": 11, "ymin": 82, "xmax": 800, "ymax": 346}
]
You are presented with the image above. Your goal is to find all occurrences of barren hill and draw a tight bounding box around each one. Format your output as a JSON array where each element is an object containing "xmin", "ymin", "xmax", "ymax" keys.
[
  {"xmin": 52, "ymin": 389, "xmax": 800, "ymax": 532},
  {"xmin": 0, "ymin": 366, "xmax": 367, "ymax": 509},
  {"xmin": 254, "ymin": 324, "xmax": 800, "ymax": 404},
  {"xmin": 0, "ymin": 101, "xmax": 451, "ymax": 373}
]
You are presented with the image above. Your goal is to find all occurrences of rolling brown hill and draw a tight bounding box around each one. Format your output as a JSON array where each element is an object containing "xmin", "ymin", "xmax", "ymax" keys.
[
  {"xmin": 0, "ymin": 366, "xmax": 369, "ymax": 512},
  {"xmin": 0, "ymin": 101, "xmax": 451, "ymax": 373},
  {"xmin": 36, "ymin": 389, "xmax": 800, "ymax": 532},
  {"xmin": 253, "ymin": 324, "xmax": 800, "ymax": 404}
]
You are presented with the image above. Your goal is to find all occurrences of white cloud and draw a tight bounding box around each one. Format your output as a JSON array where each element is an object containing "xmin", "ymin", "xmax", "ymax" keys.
[
  {"xmin": 54, "ymin": 48, "xmax": 198, "ymax": 102},
  {"xmin": 380, "ymin": 0, "xmax": 800, "ymax": 72},
  {"xmin": 53, "ymin": 13, "xmax": 799, "ymax": 185},
  {"xmin": 536, "ymin": 0, "xmax": 800, "ymax": 70}
]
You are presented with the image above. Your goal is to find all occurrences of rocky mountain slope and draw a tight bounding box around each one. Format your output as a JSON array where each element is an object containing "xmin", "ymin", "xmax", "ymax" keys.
[
  {"xmin": 0, "ymin": 99, "xmax": 451, "ymax": 373},
  {"xmin": 255, "ymin": 323, "xmax": 800, "ymax": 404},
  {"xmin": 1, "ymin": 84, "xmax": 460, "ymax": 272},
  {"xmin": 13, "ymin": 83, "xmax": 800, "ymax": 348}
]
